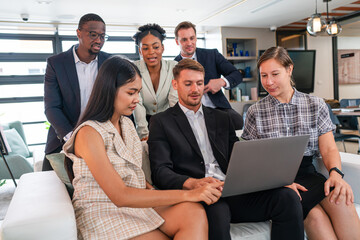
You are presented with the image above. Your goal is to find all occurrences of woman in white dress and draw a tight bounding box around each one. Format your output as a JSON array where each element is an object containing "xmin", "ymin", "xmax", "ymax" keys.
[
  {"xmin": 63, "ymin": 56, "xmax": 222, "ymax": 239},
  {"xmin": 133, "ymin": 24, "xmax": 178, "ymax": 140}
]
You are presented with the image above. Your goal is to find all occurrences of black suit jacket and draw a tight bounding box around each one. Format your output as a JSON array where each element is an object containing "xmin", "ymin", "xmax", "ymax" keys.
[
  {"xmin": 44, "ymin": 46, "xmax": 111, "ymax": 154},
  {"xmin": 175, "ymin": 48, "xmax": 242, "ymax": 109},
  {"xmin": 148, "ymin": 103, "xmax": 238, "ymax": 190}
]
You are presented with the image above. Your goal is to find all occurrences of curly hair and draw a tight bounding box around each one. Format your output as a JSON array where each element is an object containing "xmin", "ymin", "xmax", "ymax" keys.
[{"xmin": 132, "ymin": 23, "xmax": 166, "ymax": 46}]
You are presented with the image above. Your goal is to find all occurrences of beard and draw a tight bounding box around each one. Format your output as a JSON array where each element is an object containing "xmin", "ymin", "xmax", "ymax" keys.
[
  {"xmin": 88, "ymin": 48, "xmax": 99, "ymax": 55},
  {"xmin": 186, "ymin": 94, "xmax": 202, "ymax": 106}
]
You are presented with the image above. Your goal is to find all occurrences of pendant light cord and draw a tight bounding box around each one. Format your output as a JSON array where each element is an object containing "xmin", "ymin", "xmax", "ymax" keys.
[{"xmin": 326, "ymin": 0, "xmax": 329, "ymax": 21}]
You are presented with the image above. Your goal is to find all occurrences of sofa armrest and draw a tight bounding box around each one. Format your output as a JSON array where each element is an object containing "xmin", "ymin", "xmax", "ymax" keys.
[
  {"xmin": 0, "ymin": 171, "xmax": 77, "ymax": 240},
  {"xmin": 314, "ymin": 152, "xmax": 360, "ymax": 205}
]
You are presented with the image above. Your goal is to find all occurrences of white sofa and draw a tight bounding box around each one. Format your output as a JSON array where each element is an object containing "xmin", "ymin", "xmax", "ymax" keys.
[{"xmin": 1, "ymin": 152, "xmax": 360, "ymax": 240}]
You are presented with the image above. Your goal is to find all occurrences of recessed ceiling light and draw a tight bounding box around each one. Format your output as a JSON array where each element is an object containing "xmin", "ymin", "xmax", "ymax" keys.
[{"xmin": 37, "ymin": 0, "xmax": 52, "ymax": 4}]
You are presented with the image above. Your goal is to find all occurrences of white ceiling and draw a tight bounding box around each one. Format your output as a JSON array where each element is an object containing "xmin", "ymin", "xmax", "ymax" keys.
[{"xmin": 0, "ymin": 0, "xmax": 357, "ymax": 31}]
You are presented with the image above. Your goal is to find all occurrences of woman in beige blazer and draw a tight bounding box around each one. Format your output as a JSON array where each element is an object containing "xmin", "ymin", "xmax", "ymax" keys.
[
  {"xmin": 133, "ymin": 24, "xmax": 178, "ymax": 140},
  {"xmin": 63, "ymin": 56, "xmax": 222, "ymax": 240}
]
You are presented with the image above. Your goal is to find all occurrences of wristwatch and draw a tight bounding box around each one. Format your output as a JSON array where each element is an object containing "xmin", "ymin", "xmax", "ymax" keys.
[{"xmin": 329, "ymin": 167, "xmax": 344, "ymax": 178}]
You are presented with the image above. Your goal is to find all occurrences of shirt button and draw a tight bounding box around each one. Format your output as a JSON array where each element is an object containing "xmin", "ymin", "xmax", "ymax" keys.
[
  {"xmin": 153, "ymin": 109, "xmax": 156, "ymax": 113},
  {"xmin": 153, "ymin": 102, "xmax": 156, "ymax": 105},
  {"xmin": 200, "ymin": 161, "xmax": 204, "ymax": 165}
]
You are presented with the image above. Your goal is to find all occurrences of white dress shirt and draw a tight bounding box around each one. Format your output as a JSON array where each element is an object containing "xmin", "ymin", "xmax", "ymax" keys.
[
  {"xmin": 73, "ymin": 46, "xmax": 99, "ymax": 115},
  {"xmin": 64, "ymin": 46, "xmax": 98, "ymax": 141},
  {"xmin": 179, "ymin": 103, "xmax": 226, "ymax": 181},
  {"xmin": 180, "ymin": 51, "xmax": 229, "ymax": 109}
]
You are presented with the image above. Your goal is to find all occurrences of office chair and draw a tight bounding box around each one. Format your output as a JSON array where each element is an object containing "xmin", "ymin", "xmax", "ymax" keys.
[{"xmin": 339, "ymin": 99, "xmax": 360, "ymax": 108}]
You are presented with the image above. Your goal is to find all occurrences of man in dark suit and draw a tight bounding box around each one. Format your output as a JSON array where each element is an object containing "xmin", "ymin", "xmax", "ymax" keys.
[
  {"xmin": 148, "ymin": 59, "xmax": 304, "ymax": 240},
  {"xmin": 43, "ymin": 13, "xmax": 111, "ymax": 170},
  {"xmin": 174, "ymin": 21, "xmax": 243, "ymax": 129}
]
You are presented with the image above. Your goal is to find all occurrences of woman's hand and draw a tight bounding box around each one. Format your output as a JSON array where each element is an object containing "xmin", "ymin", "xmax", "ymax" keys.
[
  {"xmin": 325, "ymin": 173, "xmax": 354, "ymax": 205},
  {"xmin": 187, "ymin": 182, "xmax": 224, "ymax": 205},
  {"xmin": 318, "ymin": 132, "xmax": 354, "ymax": 205},
  {"xmin": 285, "ymin": 183, "xmax": 308, "ymax": 200}
]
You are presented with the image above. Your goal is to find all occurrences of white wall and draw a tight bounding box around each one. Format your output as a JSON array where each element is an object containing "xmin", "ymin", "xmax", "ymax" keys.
[
  {"xmin": 220, "ymin": 27, "xmax": 276, "ymax": 52},
  {"xmin": 307, "ymin": 35, "xmax": 334, "ymax": 99},
  {"xmin": 204, "ymin": 26, "xmax": 222, "ymax": 51},
  {"xmin": 337, "ymin": 36, "xmax": 360, "ymax": 99}
]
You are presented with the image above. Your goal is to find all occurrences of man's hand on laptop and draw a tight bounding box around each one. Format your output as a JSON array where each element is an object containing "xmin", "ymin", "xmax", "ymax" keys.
[
  {"xmin": 183, "ymin": 177, "xmax": 223, "ymax": 191},
  {"xmin": 285, "ymin": 183, "xmax": 308, "ymax": 201}
]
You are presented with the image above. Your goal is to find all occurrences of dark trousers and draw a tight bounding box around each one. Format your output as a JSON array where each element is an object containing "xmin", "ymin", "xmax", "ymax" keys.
[
  {"xmin": 203, "ymin": 187, "xmax": 304, "ymax": 240},
  {"xmin": 217, "ymin": 108, "xmax": 243, "ymax": 130}
]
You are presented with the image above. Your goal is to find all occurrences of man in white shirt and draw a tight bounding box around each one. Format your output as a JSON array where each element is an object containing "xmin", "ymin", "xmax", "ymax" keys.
[
  {"xmin": 43, "ymin": 13, "xmax": 111, "ymax": 170},
  {"xmin": 148, "ymin": 59, "xmax": 304, "ymax": 240},
  {"xmin": 174, "ymin": 21, "xmax": 244, "ymax": 130}
]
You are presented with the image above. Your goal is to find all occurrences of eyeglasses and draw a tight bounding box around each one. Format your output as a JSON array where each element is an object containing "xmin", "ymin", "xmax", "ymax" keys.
[{"xmin": 82, "ymin": 30, "xmax": 109, "ymax": 41}]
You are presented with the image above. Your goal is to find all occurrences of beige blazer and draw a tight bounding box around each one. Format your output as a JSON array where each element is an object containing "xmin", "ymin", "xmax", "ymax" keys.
[
  {"xmin": 63, "ymin": 118, "xmax": 164, "ymax": 239},
  {"xmin": 133, "ymin": 59, "xmax": 178, "ymax": 139}
]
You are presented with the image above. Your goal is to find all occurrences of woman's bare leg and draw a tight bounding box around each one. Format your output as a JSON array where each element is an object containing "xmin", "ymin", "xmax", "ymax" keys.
[
  {"xmin": 155, "ymin": 202, "xmax": 208, "ymax": 240},
  {"xmin": 320, "ymin": 196, "xmax": 360, "ymax": 240},
  {"xmin": 304, "ymin": 204, "xmax": 337, "ymax": 240}
]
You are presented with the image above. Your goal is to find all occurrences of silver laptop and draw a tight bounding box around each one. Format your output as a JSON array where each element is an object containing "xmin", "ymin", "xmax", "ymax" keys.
[{"xmin": 221, "ymin": 135, "xmax": 310, "ymax": 197}]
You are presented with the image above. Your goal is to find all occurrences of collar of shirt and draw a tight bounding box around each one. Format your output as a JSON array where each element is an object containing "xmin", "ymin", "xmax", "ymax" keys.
[
  {"xmin": 181, "ymin": 51, "xmax": 197, "ymax": 61},
  {"xmin": 73, "ymin": 45, "xmax": 98, "ymax": 64},
  {"xmin": 179, "ymin": 102, "xmax": 203, "ymax": 118},
  {"xmin": 268, "ymin": 88, "xmax": 302, "ymax": 106}
]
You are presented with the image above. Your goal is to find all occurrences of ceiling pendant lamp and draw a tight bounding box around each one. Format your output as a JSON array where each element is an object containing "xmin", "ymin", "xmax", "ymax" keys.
[
  {"xmin": 326, "ymin": 20, "xmax": 342, "ymax": 35},
  {"xmin": 307, "ymin": 0, "xmax": 326, "ymax": 36},
  {"xmin": 324, "ymin": 0, "xmax": 342, "ymax": 36}
]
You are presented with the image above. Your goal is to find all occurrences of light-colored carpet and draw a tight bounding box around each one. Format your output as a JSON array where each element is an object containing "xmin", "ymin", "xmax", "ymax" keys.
[{"xmin": 0, "ymin": 180, "xmax": 16, "ymax": 220}]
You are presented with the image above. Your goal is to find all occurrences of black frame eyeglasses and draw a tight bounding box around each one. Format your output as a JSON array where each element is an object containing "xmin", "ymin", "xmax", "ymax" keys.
[{"xmin": 85, "ymin": 30, "xmax": 109, "ymax": 41}]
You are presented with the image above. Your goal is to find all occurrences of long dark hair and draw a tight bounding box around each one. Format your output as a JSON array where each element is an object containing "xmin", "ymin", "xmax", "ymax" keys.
[{"xmin": 76, "ymin": 56, "xmax": 140, "ymax": 127}]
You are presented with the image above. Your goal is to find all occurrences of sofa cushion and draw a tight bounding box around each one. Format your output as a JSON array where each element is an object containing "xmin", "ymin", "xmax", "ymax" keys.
[
  {"xmin": 3, "ymin": 129, "xmax": 30, "ymax": 158},
  {"xmin": 230, "ymin": 221, "xmax": 271, "ymax": 240},
  {"xmin": 46, "ymin": 153, "xmax": 74, "ymax": 196}
]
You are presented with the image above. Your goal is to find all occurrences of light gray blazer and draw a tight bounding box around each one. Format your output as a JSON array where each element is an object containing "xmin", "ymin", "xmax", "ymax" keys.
[{"xmin": 133, "ymin": 59, "xmax": 178, "ymax": 139}]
